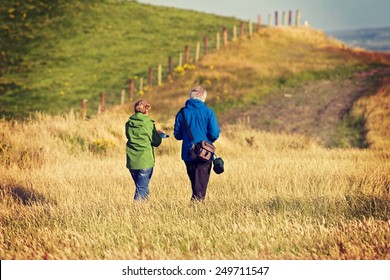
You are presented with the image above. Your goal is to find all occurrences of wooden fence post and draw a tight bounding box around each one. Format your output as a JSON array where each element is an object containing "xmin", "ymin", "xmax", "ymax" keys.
[
  {"xmin": 233, "ymin": 25, "xmax": 237, "ymax": 40},
  {"xmin": 81, "ymin": 99, "xmax": 87, "ymax": 120},
  {"xmin": 240, "ymin": 21, "xmax": 244, "ymax": 37},
  {"xmin": 99, "ymin": 92, "xmax": 105, "ymax": 113},
  {"xmin": 268, "ymin": 14, "xmax": 272, "ymax": 27},
  {"xmin": 148, "ymin": 67, "xmax": 153, "ymax": 88},
  {"xmin": 275, "ymin": 11, "xmax": 278, "ymax": 26},
  {"xmin": 129, "ymin": 79, "xmax": 134, "ymax": 101},
  {"xmin": 257, "ymin": 15, "xmax": 262, "ymax": 32},
  {"xmin": 157, "ymin": 64, "xmax": 162, "ymax": 86},
  {"xmin": 139, "ymin": 77, "xmax": 144, "ymax": 93},
  {"xmin": 282, "ymin": 11, "xmax": 286, "ymax": 26},
  {"xmin": 223, "ymin": 27, "xmax": 228, "ymax": 47},
  {"xmin": 195, "ymin": 42, "xmax": 200, "ymax": 62},
  {"xmin": 216, "ymin": 32, "xmax": 220, "ymax": 50},
  {"xmin": 248, "ymin": 19, "xmax": 253, "ymax": 37},
  {"xmin": 120, "ymin": 89, "xmax": 125, "ymax": 105},
  {"xmin": 185, "ymin": 45, "xmax": 190, "ymax": 64},
  {"xmin": 179, "ymin": 52, "xmax": 183, "ymax": 67},
  {"xmin": 168, "ymin": 56, "xmax": 172, "ymax": 77},
  {"xmin": 203, "ymin": 35, "xmax": 208, "ymax": 55},
  {"xmin": 296, "ymin": 9, "xmax": 301, "ymax": 27},
  {"xmin": 289, "ymin": 10, "xmax": 292, "ymax": 26}
]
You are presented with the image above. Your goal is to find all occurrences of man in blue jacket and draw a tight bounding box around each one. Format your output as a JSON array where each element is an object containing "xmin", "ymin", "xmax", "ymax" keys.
[{"xmin": 174, "ymin": 86, "xmax": 220, "ymax": 201}]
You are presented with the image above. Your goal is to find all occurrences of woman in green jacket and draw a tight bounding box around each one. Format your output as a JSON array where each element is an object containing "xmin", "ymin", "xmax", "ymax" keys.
[{"xmin": 125, "ymin": 100, "xmax": 163, "ymax": 201}]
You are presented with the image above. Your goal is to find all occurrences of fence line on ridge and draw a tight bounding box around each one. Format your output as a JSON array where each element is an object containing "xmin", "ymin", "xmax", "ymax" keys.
[{"xmin": 80, "ymin": 9, "xmax": 302, "ymax": 120}]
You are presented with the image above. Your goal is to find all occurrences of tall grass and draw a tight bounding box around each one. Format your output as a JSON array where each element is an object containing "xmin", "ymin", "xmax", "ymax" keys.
[{"xmin": 1, "ymin": 111, "xmax": 389, "ymax": 259}]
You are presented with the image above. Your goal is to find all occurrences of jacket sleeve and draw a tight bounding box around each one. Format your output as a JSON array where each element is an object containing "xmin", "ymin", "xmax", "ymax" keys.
[
  {"xmin": 151, "ymin": 124, "xmax": 162, "ymax": 147},
  {"xmin": 125, "ymin": 121, "xmax": 130, "ymax": 141},
  {"xmin": 173, "ymin": 111, "xmax": 183, "ymax": 140},
  {"xmin": 207, "ymin": 109, "xmax": 220, "ymax": 143}
]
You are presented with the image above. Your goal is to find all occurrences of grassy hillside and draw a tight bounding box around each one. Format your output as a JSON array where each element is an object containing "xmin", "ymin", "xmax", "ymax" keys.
[
  {"xmin": 2, "ymin": 1, "xmax": 389, "ymax": 148},
  {"xmin": 0, "ymin": 0, "xmax": 240, "ymax": 117}
]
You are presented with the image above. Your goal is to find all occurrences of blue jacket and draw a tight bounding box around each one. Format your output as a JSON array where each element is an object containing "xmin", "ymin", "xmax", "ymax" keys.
[{"xmin": 174, "ymin": 99, "xmax": 220, "ymax": 162}]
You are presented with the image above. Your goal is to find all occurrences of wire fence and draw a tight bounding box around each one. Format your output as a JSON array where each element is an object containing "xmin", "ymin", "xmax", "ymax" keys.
[{"xmin": 81, "ymin": 9, "xmax": 302, "ymax": 119}]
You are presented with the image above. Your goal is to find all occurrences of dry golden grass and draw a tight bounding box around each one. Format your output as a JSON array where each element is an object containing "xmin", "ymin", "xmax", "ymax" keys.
[
  {"xmin": 1, "ymin": 111, "xmax": 389, "ymax": 260},
  {"xmin": 352, "ymin": 75, "xmax": 390, "ymax": 150}
]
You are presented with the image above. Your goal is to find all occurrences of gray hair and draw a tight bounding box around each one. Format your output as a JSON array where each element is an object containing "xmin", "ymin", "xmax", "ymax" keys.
[{"xmin": 189, "ymin": 86, "xmax": 207, "ymax": 102}]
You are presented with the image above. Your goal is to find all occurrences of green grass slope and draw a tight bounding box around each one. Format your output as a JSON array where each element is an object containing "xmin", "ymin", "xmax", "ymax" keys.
[{"xmin": 0, "ymin": 0, "xmax": 240, "ymax": 117}]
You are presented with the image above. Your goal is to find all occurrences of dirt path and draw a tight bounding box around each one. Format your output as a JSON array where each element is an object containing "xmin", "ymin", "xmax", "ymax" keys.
[{"xmin": 220, "ymin": 68, "xmax": 390, "ymax": 146}]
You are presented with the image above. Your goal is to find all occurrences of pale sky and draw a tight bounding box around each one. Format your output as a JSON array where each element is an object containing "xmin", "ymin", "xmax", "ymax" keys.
[{"xmin": 137, "ymin": 0, "xmax": 390, "ymax": 31}]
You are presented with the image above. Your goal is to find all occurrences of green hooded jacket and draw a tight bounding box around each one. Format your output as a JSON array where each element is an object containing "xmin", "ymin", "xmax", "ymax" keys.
[{"xmin": 125, "ymin": 112, "xmax": 162, "ymax": 170}]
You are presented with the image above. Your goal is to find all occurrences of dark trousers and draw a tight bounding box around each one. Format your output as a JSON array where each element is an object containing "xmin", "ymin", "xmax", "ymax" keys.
[{"xmin": 185, "ymin": 159, "xmax": 212, "ymax": 201}]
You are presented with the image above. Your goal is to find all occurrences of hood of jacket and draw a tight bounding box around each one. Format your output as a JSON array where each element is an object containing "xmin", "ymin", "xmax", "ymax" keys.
[
  {"xmin": 127, "ymin": 112, "xmax": 152, "ymax": 128},
  {"xmin": 184, "ymin": 98, "xmax": 207, "ymax": 110}
]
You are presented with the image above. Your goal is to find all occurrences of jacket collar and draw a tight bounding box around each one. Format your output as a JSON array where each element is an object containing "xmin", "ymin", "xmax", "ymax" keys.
[{"xmin": 185, "ymin": 98, "xmax": 206, "ymax": 110}]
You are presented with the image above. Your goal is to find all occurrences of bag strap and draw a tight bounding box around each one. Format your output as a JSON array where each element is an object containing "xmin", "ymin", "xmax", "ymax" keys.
[{"xmin": 180, "ymin": 108, "xmax": 194, "ymax": 142}]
